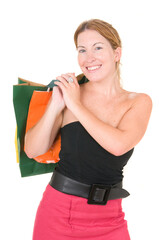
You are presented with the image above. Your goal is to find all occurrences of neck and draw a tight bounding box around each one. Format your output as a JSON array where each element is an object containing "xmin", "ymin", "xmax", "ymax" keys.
[{"xmin": 85, "ymin": 73, "xmax": 123, "ymax": 99}]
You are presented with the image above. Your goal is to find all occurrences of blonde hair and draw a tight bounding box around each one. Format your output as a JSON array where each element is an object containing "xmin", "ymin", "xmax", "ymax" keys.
[{"xmin": 74, "ymin": 19, "xmax": 122, "ymax": 81}]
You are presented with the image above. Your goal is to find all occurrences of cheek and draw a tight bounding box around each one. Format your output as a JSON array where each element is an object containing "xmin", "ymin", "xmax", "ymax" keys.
[
  {"xmin": 102, "ymin": 53, "xmax": 115, "ymax": 68},
  {"xmin": 78, "ymin": 55, "xmax": 84, "ymax": 68}
]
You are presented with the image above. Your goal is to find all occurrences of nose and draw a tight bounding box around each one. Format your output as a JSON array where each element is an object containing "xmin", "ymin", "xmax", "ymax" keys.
[{"xmin": 86, "ymin": 51, "xmax": 96, "ymax": 63}]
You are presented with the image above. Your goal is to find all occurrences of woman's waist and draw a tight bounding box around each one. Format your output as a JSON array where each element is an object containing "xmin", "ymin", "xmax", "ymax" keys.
[
  {"xmin": 56, "ymin": 163, "xmax": 123, "ymax": 186},
  {"xmin": 49, "ymin": 169, "xmax": 130, "ymax": 206}
]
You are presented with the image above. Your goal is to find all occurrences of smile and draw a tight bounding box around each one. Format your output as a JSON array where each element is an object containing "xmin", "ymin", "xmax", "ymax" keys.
[{"xmin": 86, "ymin": 65, "xmax": 102, "ymax": 71}]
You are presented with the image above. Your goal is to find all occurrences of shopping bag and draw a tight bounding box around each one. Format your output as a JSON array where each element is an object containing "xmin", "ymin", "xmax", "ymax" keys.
[
  {"xmin": 13, "ymin": 78, "xmax": 56, "ymax": 177},
  {"xmin": 13, "ymin": 75, "xmax": 88, "ymax": 177},
  {"xmin": 25, "ymin": 90, "xmax": 61, "ymax": 164}
]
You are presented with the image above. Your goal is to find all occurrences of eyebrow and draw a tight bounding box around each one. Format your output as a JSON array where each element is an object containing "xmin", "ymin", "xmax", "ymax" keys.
[{"xmin": 77, "ymin": 42, "xmax": 104, "ymax": 49}]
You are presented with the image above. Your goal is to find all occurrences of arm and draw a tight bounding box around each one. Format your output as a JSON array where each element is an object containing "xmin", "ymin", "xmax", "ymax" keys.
[
  {"xmin": 24, "ymin": 87, "xmax": 65, "ymax": 158},
  {"xmin": 55, "ymin": 74, "xmax": 152, "ymax": 156},
  {"xmin": 71, "ymin": 93, "xmax": 152, "ymax": 156}
]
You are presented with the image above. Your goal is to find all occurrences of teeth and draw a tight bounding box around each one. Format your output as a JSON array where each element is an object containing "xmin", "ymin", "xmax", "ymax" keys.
[{"xmin": 87, "ymin": 65, "xmax": 101, "ymax": 71}]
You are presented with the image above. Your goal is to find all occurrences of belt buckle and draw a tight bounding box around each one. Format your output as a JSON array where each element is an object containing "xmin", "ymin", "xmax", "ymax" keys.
[{"xmin": 87, "ymin": 184, "xmax": 111, "ymax": 205}]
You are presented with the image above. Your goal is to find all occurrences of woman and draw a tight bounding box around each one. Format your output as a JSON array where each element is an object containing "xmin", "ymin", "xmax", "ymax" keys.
[{"xmin": 25, "ymin": 19, "xmax": 152, "ymax": 240}]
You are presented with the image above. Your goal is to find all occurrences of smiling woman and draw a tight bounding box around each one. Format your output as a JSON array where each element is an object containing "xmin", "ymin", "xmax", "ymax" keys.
[
  {"xmin": 25, "ymin": 19, "xmax": 152, "ymax": 240},
  {"xmin": 76, "ymin": 30, "xmax": 121, "ymax": 84},
  {"xmin": 74, "ymin": 19, "xmax": 122, "ymax": 81}
]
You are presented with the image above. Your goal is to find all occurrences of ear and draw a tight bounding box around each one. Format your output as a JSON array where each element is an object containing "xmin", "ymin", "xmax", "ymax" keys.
[{"xmin": 114, "ymin": 47, "xmax": 122, "ymax": 62}]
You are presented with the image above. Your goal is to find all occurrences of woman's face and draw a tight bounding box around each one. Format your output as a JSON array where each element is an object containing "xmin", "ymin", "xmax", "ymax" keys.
[{"xmin": 77, "ymin": 30, "xmax": 121, "ymax": 82}]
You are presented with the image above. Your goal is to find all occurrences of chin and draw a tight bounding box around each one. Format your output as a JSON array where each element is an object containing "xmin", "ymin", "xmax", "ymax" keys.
[{"xmin": 84, "ymin": 73, "xmax": 105, "ymax": 83}]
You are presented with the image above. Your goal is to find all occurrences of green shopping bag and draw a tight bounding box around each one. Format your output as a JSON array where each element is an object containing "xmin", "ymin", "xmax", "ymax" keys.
[
  {"xmin": 13, "ymin": 75, "xmax": 88, "ymax": 177},
  {"xmin": 13, "ymin": 78, "xmax": 57, "ymax": 177}
]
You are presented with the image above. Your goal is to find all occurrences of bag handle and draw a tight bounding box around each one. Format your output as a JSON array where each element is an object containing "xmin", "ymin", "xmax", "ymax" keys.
[
  {"xmin": 47, "ymin": 75, "xmax": 89, "ymax": 90},
  {"xmin": 47, "ymin": 80, "xmax": 60, "ymax": 92},
  {"xmin": 47, "ymin": 80, "xmax": 59, "ymax": 88}
]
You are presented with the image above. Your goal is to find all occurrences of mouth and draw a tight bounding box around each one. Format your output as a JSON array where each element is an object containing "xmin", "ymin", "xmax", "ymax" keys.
[{"xmin": 86, "ymin": 65, "xmax": 102, "ymax": 72}]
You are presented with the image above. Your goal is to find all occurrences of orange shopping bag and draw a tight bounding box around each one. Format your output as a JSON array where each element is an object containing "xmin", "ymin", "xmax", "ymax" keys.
[
  {"xmin": 25, "ymin": 89, "xmax": 61, "ymax": 164},
  {"xmin": 25, "ymin": 74, "xmax": 89, "ymax": 165}
]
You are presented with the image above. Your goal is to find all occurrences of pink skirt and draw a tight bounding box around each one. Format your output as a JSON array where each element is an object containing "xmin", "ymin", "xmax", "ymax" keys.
[{"xmin": 33, "ymin": 184, "xmax": 130, "ymax": 240}]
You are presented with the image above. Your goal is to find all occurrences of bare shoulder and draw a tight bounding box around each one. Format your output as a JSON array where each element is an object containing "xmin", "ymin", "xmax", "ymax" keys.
[
  {"xmin": 118, "ymin": 91, "xmax": 152, "ymax": 135},
  {"xmin": 125, "ymin": 90, "xmax": 152, "ymax": 109}
]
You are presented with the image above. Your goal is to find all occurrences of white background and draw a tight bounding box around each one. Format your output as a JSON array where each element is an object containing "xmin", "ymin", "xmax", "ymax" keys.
[{"xmin": 0, "ymin": 0, "xmax": 159, "ymax": 239}]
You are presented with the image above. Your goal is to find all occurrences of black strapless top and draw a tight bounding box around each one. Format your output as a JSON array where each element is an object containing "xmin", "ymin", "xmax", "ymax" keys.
[{"xmin": 56, "ymin": 121, "xmax": 134, "ymax": 185}]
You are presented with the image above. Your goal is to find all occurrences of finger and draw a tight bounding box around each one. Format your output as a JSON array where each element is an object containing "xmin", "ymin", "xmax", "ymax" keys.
[
  {"xmin": 66, "ymin": 72, "xmax": 75, "ymax": 77},
  {"xmin": 55, "ymin": 79, "xmax": 67, "ymax": 93},
  {"xmin": 63, "ymin": 73, "xmax": 78, "ymax": 85},
  {"xmin": 56, "ymin": 76, "xmax": 68, "ymax": 88},
  {"xmin": 61, "ymin": 74, "xmax": 74, "ymax": 84},
  {"xmin": 68, "ymin": 73, "xmax": 79, "ymax": 86}
]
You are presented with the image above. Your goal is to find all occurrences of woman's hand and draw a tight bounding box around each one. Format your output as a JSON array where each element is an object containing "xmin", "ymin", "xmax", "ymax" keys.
[
  {"xmin": 55, "ymin": 73, "xmax": 82, "ymax": 112},
  {"xmin": 51, "ymin": 85, "xmax": 66, "ymax": 114}
]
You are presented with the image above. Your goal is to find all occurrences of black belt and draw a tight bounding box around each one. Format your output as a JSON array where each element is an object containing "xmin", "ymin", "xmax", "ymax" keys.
[{"xmin": 49, "ymin": 170, "xmax": 130, "ymax": 205}]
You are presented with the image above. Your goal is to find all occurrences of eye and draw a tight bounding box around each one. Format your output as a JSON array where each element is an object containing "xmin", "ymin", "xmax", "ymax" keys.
[
  {"xmin": 78, "ymin": 49, "xmax": 86, "ymax": 53},
  {"xmin": 95, "ymin": 46, "xmax": 102, "ymax": 50}
]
